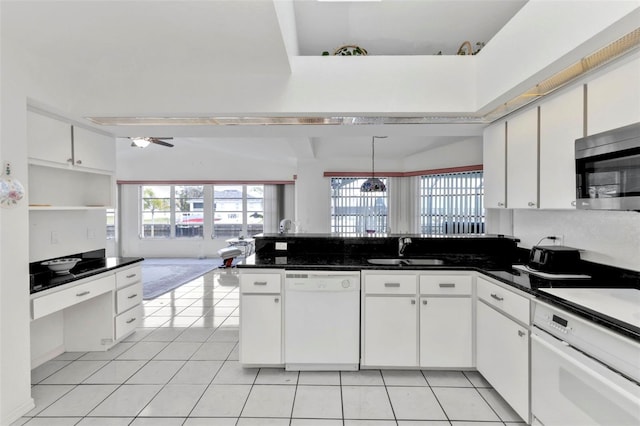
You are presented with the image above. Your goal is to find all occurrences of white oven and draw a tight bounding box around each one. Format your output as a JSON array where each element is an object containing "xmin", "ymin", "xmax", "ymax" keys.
[{"xmin": 531, "ymin": 298, "xmax": 640, "ymax": 426}]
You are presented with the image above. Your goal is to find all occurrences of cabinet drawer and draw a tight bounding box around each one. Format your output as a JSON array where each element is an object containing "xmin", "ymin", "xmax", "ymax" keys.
[
  {"xmin": 115, "ymin": 304, "xmax": 143, "ymax": 340},
  {"xmin": 420, "ymin": 275, "xmax": 472, "ymax": 295},
  {"xmin": 32, "ymin": 275, "xmax": 115, "ymax": 320},
  {"xmin": 477, "ymin": 277, "xmax": 530, "ymax": 324},
  {"xmin": 365, "ymin": 274, "xmax": 416, "ymax": 295},
  {"xmin": 116, "ymin": 282, "xmax": 143, "ymax": 314},
  {"xmin": 116, "ymin": 265, "xmax": 142, "ymax": 289},
  {"xmin": 240, "ymin": 273, "xmax": 281, "ymax": 294}
]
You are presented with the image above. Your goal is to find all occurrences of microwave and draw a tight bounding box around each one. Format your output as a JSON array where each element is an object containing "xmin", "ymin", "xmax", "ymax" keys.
[{"xmin": 575, "ymin": 122, "xmax": 640, "ymax": 211}]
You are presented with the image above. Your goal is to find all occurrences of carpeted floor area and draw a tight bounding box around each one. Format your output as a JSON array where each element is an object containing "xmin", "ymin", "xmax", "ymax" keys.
[{"xmin": 142, "ymin": 258, "xmax": 225, "ymax": 300}]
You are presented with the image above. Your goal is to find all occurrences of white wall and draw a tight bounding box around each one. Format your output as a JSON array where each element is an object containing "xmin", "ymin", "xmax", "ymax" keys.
[
  {"xmin": 0, "ymin": 44, "xmax": 35, "ymax": 423},
  {"xmin": 513, "ymin": 210, "xmax": 640, "ymax": 272},
  {"xmin": 29, "ymin": 210, "xmax": 107, "ymax": 262}
]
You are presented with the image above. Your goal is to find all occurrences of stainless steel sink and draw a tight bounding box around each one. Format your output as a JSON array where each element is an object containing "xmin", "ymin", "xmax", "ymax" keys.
[
  {"xmin": 367, "ymin": 258, "xmax": 405, "ymax": 265},
  {"xmin": 404, "ymin": 258, "xmax": 444, "ymax": 266},
  {"xmin": 367, "ymin": 258, "xmax": 444, "ymax": 266}
]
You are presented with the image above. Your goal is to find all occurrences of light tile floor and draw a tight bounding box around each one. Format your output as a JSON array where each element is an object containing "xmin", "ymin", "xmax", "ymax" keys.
[{"xmin": 15, "ymin": 270, "xmax": 527, "ymax": 426}]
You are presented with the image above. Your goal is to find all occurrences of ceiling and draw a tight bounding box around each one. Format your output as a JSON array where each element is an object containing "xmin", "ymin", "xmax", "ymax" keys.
[
  {"xmin": 294, "ymin": 0, "xmax": 527, "ymax": 56},
  {"xmin": 2, "ymin": 0, "xmax": 529, "ymax": 161}
]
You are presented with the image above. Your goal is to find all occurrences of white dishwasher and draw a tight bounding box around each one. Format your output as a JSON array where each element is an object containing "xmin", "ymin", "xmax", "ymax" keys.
[{"xmin": 284, "ymin": 270, "xmax": 361, "ymax": 371}]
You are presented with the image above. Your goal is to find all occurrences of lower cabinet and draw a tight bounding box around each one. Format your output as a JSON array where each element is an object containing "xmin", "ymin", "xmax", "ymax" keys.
[
  {"xmin": 476, "ymin": 276, "xmax": 530, "ymax": 422},
  {"xmin": 30, "ymin": 262, "xmax": 143, "ymax": 366},
  {"xmin": 362, "ymin": 271, "xmax": 473, "ymax": 369},
  {"xmin": 364, "ymin": 295, "xmax": 418, "ymax": 367},
  {"xmin": 420, "ymin": 297, "xmax": 472, "ymax": 367},
  {"xmin": 239, "ymin": 269, "xmax": 284, "ymax": 367}
]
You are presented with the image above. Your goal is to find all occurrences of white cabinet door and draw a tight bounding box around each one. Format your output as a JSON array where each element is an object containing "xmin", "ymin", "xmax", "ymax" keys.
[
  {"xmin": 363, "ymin": 296, "xmax": 417, "ymax": 367},
  {"xmin": 539, "ymin": 86, "xmax": 583, "ymax": 209},
  {"xmin": 240, "ymin": 294, "xmax": 282, "ymax": 365},
  {"xmin": 419, "ymin": 297, "xmax": 472, "ymax": 368},
  {"xmin": 483, "ymin": 120, "xmax": 507, "ymax": 208},
  {"xmin": 507, "ymin": 108, "xmax": 539, "ymax": 209},
  {"xmin": 587, "ymin": 57, "xmax": 640, "ymax": 135},
  {"xmin": 27, "ymin": 110, "xmax": 73, "ymax": 166},
  {"xmin": 72, "ymin": 127, "xmax": 116, "ymax": 172},
  {"xmin": 477, "ymin": 301, "xmax": 529, "ymax": 421}
]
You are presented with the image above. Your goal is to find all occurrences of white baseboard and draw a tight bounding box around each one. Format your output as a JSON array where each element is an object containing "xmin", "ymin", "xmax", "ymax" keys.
[
  {"xmin": 31, "ymin": 344, "xmax": 64, "ymax": 369},
  {"xmin": 3, "ymin": 397, "xmax": 35, "ymax": 426}
]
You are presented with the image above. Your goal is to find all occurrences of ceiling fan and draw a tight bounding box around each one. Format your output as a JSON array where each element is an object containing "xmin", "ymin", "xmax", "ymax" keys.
[{"xmin": 129, "ymin": 137, "xmax": 174, "ymax": 148}]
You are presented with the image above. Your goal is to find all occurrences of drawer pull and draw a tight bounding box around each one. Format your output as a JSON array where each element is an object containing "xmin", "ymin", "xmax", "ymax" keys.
[
  {"xmin": 439, "ymin": 283, "xmax": 455, "ymax": 288},
  {"xmin": 518, "ymin": 330, "xmax": 526, "ymax": 337},
  {"xmin": 126, "ymin": 274, "xmax": 137, "ymax": 279},
  {"xmin": 384, "ymin": 283, "xmax": 401, "ymax": 287},
  {"xmin": 76, "ymin": 291, "xmax": 90, "ymax": 297},
  {"xmin": 127, "ymin": 294, "xmax": 138, "ymax": 299},
  {"xmin": 422, "ymin": 299, "xmax": 428, "ymax": 305},
  {"xmin": 491, "ymin": 293, "xmax": 504, "ymax": 301},
  {"xmin": 410, "ymin": 299, "xmax": 416, "ymax": 305},
  {"xmin": 274, "ymin": 297, "xmax": 279, "ymax": 303},
  {"xmin": 126, "ymin": 317, "xmax": 136, "ymax": 324},
  {"xmin": 254, "ymin": 281, "xmax": 268, "ymax": 286}
]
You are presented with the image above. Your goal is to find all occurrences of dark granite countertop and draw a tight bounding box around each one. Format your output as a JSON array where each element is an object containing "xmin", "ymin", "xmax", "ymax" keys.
[{"xmin": 30, "ymin": 251, "xmax": 144, "ymax": 294}]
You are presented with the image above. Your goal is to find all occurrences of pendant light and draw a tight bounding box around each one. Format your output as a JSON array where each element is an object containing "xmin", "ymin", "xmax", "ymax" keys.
[{"xmin": 361, "ymin": 136, "xmax": 387, "ymax": 192}]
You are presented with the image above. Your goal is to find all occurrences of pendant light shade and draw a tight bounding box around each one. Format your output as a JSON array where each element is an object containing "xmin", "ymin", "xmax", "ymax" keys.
[{"xmin": 361, "ymin": 136, "xmax": 387, "ymax": 192}]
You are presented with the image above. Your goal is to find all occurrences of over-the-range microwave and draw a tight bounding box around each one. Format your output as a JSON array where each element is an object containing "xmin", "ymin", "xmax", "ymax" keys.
[{"xmin": 575, "ymin": 121, "xmax": 640, "ymax": 211}]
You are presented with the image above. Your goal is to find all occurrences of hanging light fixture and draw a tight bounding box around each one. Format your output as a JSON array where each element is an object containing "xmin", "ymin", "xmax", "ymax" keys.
[{"xmin": 361, "ymin": 136, "xmax": 387, "ymax": 192}]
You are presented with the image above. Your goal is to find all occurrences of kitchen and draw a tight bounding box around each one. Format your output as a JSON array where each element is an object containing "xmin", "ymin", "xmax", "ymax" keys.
[{"xmin": 2, "ymin": 1, "xmax": 640, "ymax": 425}]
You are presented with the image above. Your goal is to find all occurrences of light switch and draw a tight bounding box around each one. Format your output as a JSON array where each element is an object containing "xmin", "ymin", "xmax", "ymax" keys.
[
  {"xmin": 51, "ymin": 231, "xmax": 59, "ymax": 244},
  {"xmin": 87, "ymin": 228, "xmax": 95, "ymax": 239}
]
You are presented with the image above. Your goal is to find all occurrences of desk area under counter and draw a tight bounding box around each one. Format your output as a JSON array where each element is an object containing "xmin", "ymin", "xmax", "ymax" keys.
[{"xmin": 29, "ymin": 253, "xmax": 143, "ymax": 368}]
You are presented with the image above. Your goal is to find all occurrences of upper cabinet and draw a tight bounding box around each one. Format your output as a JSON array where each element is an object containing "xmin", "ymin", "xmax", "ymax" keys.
[
  {"xmin": 539, "ymin": 86, "xmax": 583, "ymax": 209},
  {"xmin": 506, "ymin": 108, "xmax": 539, "ymax": 209},
  {"xmin": 587, "ymin": 57, "xmax": 640, "ymax": 135},
  {"xmin": 27, "ymin": 109, "xmax": 116, "ymax": 209},
  {"xmin": 73, "ymin": 127, "xmax": 116, "ymax": 173},
  {"xmin": 483, "ymin": 120, "xmax": 507, "ymax": 208},
  {"xmin": 27, "ymin": 110, "xmax": 73, "ymax": 166},
  {"xmin": 27, "ymin": 110, "xmax": 115, "ymax": 174}
]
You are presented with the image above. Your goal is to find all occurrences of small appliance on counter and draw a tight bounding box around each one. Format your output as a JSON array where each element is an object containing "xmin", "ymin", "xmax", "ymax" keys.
[
  {"xmin": 527, "ymin": 245, "xmax": 582, "ymax": 274},
  {"xmin": 279, "ymin": 218, "xmax": 292, "ymax": 234}
]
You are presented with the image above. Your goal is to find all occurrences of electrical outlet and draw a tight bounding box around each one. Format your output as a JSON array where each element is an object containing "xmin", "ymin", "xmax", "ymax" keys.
[
  {"xmin": 51, "ymin": 231, "xmax": 59, "ymax": 244},
  {"xmin": 87, "ymin": 228, "xmax": 95, "ymax": 239},
  {"xmin": 275, "ymin": 242, "xmax": 287, "ymax": 250}
]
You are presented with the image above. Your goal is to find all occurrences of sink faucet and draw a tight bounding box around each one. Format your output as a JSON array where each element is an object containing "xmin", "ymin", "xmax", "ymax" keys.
[{"xmin": 398, "ymin": 237, "xmax": 412, "ymax": 256}]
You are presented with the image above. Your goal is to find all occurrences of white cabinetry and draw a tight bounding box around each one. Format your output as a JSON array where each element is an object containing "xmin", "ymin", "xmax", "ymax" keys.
[
  {"xmin": 114, "ymin": 265, "xmax": 143, "ymax": 340},
  {"xmin": 476, "ymin": 276, "xmax": 530, "ymax": 422},
  {"xmin": 483, "ymin": 120, "xmax": 507, "ymax": 208},
  {"xmin": 73, "ymin": 126, "xmax": 116, "ymax": 172},
  {"xmin": 27, "ymin": 109, "xmax": 115, "ymax": 209},
  {"xmin": 27, "ymin": 110, "xmax": 115, "ymax": 173},
  {"xmin": 239, "ymin": 270, "xmax": 283, "ymax": 366},
  {"xmin": 30, "ymin": 263, "xmax": 143, "ymax": 365},
  {"xmin": 507, "ymin": 108, "xmax": 539, "ymax": 209},
  {"xmin": 419, "ymin": 274, "xmax": 473, "ymax": 368},
  {"xmin": 539, "ymin": 86, "xmax": 583, "ymax": 209},
  {"xmin": 362, "ymin": 271, "xmax": 474, "ymax": 369},
  {"xmin": 362, "ymin": 272, "xmax": 418, "ymax": 367},
  {"xmin": 27, "ymin": 109, "xmax": 73, "ymax": 166},
  {"xmin": 587, "ymin": 56, "xmax": 640, "ymax": 135}
]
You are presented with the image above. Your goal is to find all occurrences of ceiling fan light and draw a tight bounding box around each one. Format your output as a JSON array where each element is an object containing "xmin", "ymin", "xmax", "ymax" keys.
[
  {"xmin": 360, "ymin": 177, "xmax": 386, "ymax": 192},
  {"xmin": 131, "ymin": 137, "xmax": 150, "ymax": 148}
]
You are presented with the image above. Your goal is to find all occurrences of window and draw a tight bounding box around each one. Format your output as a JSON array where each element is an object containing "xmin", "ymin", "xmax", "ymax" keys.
[
  {"xmin": 419, "ymin": 171, "xmax": 484, "ymax": 235},
  {"xmin": 330, "ymin": 178, "xmax": 388, "ymax": 235},
  {"xmin": 141, "ymin": 185, "xmax": 171, "ymax": 238},
  {"xmin": 175, "ymin": 185, "xmax": 204, "ymax": 238},
  {"xmin": 106, "ymin": 208, "xmax": 116, "ymax": 240},
  {"xmin": 213, "ymin": 184, "xmax": 264, "ymax": 238}
]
